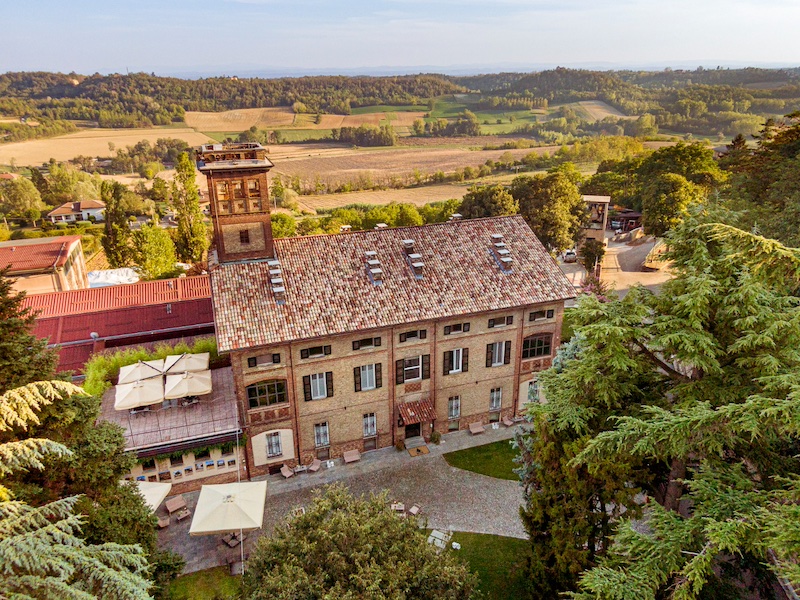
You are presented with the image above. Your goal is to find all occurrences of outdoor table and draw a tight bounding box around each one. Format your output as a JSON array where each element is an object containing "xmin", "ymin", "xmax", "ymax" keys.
[
  {"xmin": 165, "ymin": 496, "xmax": 187, "ymax": 515},
  {"xmin": 391, "ymin": 502, "xmax": 405, "ymax": 512},
  {"xmin": 293, "ymin": 464, "xmax": 308, "ymax": 475}
]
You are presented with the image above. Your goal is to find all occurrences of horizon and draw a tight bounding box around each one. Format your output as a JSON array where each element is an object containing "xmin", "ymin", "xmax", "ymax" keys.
[{"xmin": 2, "ymin": 0, "xmax": 800, "ymax": 77}]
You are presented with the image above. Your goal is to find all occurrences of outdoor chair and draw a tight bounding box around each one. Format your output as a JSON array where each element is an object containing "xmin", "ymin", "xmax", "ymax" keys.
[
  {"xmin": 343, "ymin": 449, "xmax": 361, "ymax": 463},
  {"xmin": 157, "ymin": 516, "xmax": 170, "ymax": 529},
  {"xmin": 280, "ymin": 464, "xmax": 294, "ymax": 479},
  {"xmin": 469, "ymin": 421, "xmax": 486, "ymax": 435},
  {"xmin": 408, "ymin": 504, "xmax": 422, "ymax": 516},
  {"xmin": 307, "ymin": 458, "xmax": 322, "ymax": 472},
  {"xmin": 502, "ymin": 417, "xmax": 514, "ymax": 427}
]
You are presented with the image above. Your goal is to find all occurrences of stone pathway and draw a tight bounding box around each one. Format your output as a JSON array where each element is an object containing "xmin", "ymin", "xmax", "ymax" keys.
[{"xmin": 157, "ymin": 424, "xmax": 528, "ymax": 573}]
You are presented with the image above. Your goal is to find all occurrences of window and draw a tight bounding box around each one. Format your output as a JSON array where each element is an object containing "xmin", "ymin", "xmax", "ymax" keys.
[
  {"xmin": 314, "ymin": 422, "xmax": 330, "ymax": 448},
  {"xmin": 239, "ymin": 229, "xmax": 250, "ymax": 245},
  {"xmin": 364, "ymin": 437, "xmax": 377, "ymax": 451},
  {"xmin": 448, "ymin": 420, "xmax": 460, "ymax": 431},
  {"xmin": 448, "ymin": 396, "xmax": 461, "ymax": 419},
  {"xmin": 141, "ymin": 458, "xmax": 155, "ymax": 471},
  {"xmin": 444, "ymin": 348, "xmax": 468, "ymax": 375},
  {"xmin": 216, "ymin": 182, "xmax": 229, "ymax": 201},
  {"xmin": 247, "ymin": 380, "xmax": 287, "ymax": 408},
  {"xmin": 522, "ymin": 334, "xmax": 552, "ymax": 359},
  {"xmin": 310, "ymin": 373, "xmax": 327, "ymax": 400},
  {"xmin": 194, "ymin": 449, "xmax": 210, "ymax": 461},
  {"xmin": 232, "ymin": 180, "xmax": 245, "ymax": 198},
  {"xmin": 528, "ymin": 378, "xmax": 541, "ymax": 403},
  {"xmin": 266, "ymin": 432, "xmax": 282, "ymax": 457},
  {"xmin": 301, "ymin": 345, "xmax": 331, "ymax": 359},
  {"xmin": 395, "ymin": 355, "xmax": 430, "ymax": 384},
  {"xmin": 363, "ymin": 413, "xmax": 377, "ymax": 437},
  {"xmin": 529, "ymin": 309, "xmax": 555, "ymax": 321},
  {"xmin": 488, "ymin": 315, "xmax": 514, "ymax": 328},
  {"xmin": 444, "ymin": 322, "xmax": 470, "ymax": 335},
  {"xmin": 353, "ymin": 337, "xmax": 381, "ymax": 350},
  {"xmin": 486, "ymin": 341, "xmax": 511, "ymax": 367},
  {"xmin": 399, "ymin": 329, "xmax": 426, "ymax": 342},
  {"xmin": 170, "ymin": 455, "xmax": 184, "ymax": 467},
  {"xmin": 247, "ymin": 179, "xmax": 260, "ymax": 198},
  {"xmin": 247, "ymin": 354, "xmax": 281, "ymax": 368},
  {"xmin": 490, "ymin": 387, "xmax": 502, "ymax": 411},
  {"xmin": 354, "ymin": 363, "xmax": 382, "ymax": 392}
]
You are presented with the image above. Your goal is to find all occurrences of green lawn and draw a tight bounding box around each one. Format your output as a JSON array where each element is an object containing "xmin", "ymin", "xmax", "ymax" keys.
[
  {"xmin": 351, "ymin": 104, "xmax": 423, "ymax": 114},
  {"xmin": 167, "ymin": 566, "xmax": 240, "ymax": 600},
  {"xmin": 443, "ymin": 439, "xmax": 519, "ymax": 480},
  {"xmin": 452, "ymin": 532, "xmax": 529, "ymax": 600}
]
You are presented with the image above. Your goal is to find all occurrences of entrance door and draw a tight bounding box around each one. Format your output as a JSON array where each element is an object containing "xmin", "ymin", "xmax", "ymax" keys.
[{"xmin": 405, "ymin": 423, "xmax": 421, "ymax": 438}]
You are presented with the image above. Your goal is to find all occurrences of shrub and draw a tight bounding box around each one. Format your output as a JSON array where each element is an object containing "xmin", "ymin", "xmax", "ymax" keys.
[{"xmin": 430, "ymin": 430, "xmax": 441, "ymax": 445}]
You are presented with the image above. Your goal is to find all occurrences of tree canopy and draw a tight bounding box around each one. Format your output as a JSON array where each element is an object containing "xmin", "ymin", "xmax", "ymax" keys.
[
  {"xmin": 170, "ymin": 152, "xmax": 208, "ymax": 263},
  {"xmin": 459, "ymin": 184, "xmax": 518, "ymax": 220}
]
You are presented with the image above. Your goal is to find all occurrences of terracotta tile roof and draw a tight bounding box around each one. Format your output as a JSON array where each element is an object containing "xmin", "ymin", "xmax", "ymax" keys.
[
  {"xmin": 0, "ymin": 236, "xmax": 83, "ymax": 273},
  {"xmin": 210, "ymin": 215, "xmax": 575, "ymax": 352},
  {"xmin": 398, "ymin": 399, "xmax": 436, "ymax": 425},
  {"xmin": 47, "ymin": 199, "xmax": 106, "ymax": 217},
  {"xmin": 22, "ymin": 275, "xmax": 210, "ymax": 318}
]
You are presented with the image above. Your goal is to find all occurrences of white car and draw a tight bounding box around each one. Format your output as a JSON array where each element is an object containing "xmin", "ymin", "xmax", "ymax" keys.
[{"xmin": 563, "ymin": 250, "xmax": 577, "ymax": 263}]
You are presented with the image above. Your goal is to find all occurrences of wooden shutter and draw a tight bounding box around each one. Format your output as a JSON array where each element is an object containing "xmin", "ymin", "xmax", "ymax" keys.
[
  {"xmin": 420, "ymin": 329, "xmax": 427, "ymax": 339},
  {"xmin": 488, "ymin": 318, "xmax": 495, "ymax": 328},
  {"xmin": 374, "ymin": 337, "xmax": 381, "ymax": 347},
  {"xmin": 323, "ymin": 345, "xmax": 332, "ymax": 355},
  {"xmin": 301, "ymin": 348, "xmax": 309, "ymax": 359},
  {"xmin": 325, "ymin": 371, "xmax": 334, "ymax": 397},
  {"xmin": 353, "ymin": 366, "xmax": 362, "ymax": 392},
  {"xmin": 462, "ymin": 348, "xmax": 469, "ymax": 372},
  {"xmin": 247, "ymin": 357, "xmax": 256, "ymax": 368},
  {"xmin": 507, "ymin": 315, "xmax": 514, "ymax": 325},
  {"xmin": 352, "ymin": 340, "xmax": 360, "ymax": 351},
  {"xmin": 504, "ymin": 340, "xmax": 512, "ymax": 365},
  {"xmin": 463, "ymin": 323, "xmax": 470, "ymax": 332},
  {"xmin": 444, "ymin": 325, "xmax": 451, "ymax": 335},
  {"xmin": 486, "ymin": 344, "xmax": 493, "ymax": 367},
  {"xmin": 302, "ymin": 375, "xmax": 312, "ymax": 401},
  {"xmin": 443, "ymin": 350, "xmax": 452, "ymax": 375},
  {"xmin": 272, "ymin": 353, "xmax": 281, "ymax": 364},
  {"xmin": 399, "ymin": 332, "xmax": 407, "ymax": 343},
  {"xmin": 375, "ymin": 363, "xmax": 382, "ymax": 388},
  {"xmin": 396, "ymin": 359, "xmax": 405, "ymax": 384},
  {"xmin": 422, "ymin": 354, "xmax": 430, "ymax": 380}
]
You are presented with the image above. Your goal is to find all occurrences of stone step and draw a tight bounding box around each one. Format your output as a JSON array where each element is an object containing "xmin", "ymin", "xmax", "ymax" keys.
[{"xmin": 404, "ymin": 436, "xmax": 427, "ymax": 450}]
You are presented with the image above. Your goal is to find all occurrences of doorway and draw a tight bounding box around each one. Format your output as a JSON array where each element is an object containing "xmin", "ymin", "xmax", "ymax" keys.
[{"xmin": 405, "ymin": 423, "xmax": 421, "ymax": 438}]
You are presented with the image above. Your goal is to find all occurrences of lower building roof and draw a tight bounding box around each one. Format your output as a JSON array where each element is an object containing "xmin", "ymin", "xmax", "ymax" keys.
[{"xmin": 0, "ymin": 236, "xmax": 82, "ymax": 273}]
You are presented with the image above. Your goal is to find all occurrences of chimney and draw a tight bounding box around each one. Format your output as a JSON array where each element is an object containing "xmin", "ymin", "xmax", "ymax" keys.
[
  {"xmin": 365, "ymin": 251, "xmax": 383, "ymax": 285},
  {"xmin": 490, "ymin": 233, "xmax": 513, "ymax": 273},
  {"xmin": 402, "ymin": 239, "xmax": 415, "ymax": 254},
  {"xmin": 374, "ymin": 223, "xmax": 388, "ymax": 230},
  {"xmin": 449, "ymin": 213, "xmax": 462, "ymax": 221},
  {"xmin": 340, "ymin": 225, "xmax": 352, "ymax": 232},
  {"xmin": 267, "ymin": 259, "xmax": 286, "ymax": 304}
]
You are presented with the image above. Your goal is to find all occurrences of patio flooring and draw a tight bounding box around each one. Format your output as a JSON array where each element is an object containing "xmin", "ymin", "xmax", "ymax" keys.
[{"xmin": 156, "ymin": 423, "xmax": 528, "ymax": 573}]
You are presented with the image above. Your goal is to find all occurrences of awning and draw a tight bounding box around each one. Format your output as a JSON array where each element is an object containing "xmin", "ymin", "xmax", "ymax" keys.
[
  {"xmin": 114, "ymin": 378, "xmax": 165, "ymax": 410},
  {"xmin": 189, "ymin": 481, "xmax": 267, "ymax": 536},
  {"xmin": 164, "ymin": 352, "xmax": 210, "ymax": 373},
  {"xmin": 135, "ymin": 480, "xmax": 172, "ymax": 512},
  {"xmin": 118, "ymin": 359, "xmax": 165, "ymax": 384},
  {"xmin": 398, "ymin": 399, "xmax": 436, "ymax": 425},
  {"xmin": 164, "ymin": 369, "xmax": 212, "ymax": 399}
]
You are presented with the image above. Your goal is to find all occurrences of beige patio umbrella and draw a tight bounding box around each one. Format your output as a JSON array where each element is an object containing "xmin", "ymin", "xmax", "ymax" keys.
[
  {"xmin": 189, "ymin": 481, "xmax": 267, "ymax": 536},
  {"xmin": 135, "ymin": 480, "xmax": 172, "ymax": 512},
  {"xmin": 118, "ymin": 359, "xmax": 165, "ymax": 384},
  {"xmin": 164, "ymin": 352, "xmax": 210, "ymax": 373},
  {"xmin": 114, "ymin": 378, "xmax": 165, "ymax": 410},
  {"xmin": 164, "ymin": 370, "xmax": 212, "ymax": 399}
]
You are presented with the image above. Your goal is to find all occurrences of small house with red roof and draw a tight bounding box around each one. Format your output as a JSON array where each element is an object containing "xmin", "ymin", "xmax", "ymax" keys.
[
  {"xmin": 47, "ymin": 199, "xmax": 106, "ymax": 223},
  {"xmin": 0, "ymin": 235, "xmax": 88, "ymax": 294}
]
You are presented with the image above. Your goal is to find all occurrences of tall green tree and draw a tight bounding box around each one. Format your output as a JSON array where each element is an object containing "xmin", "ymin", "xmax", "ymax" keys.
[
  {"xmin": 0, "ymin": 177, "xmax": 46, "ymax": 226},
  {"xmin": 459, "ymin": 184, "xmax": 518, "ymax": 219},
  {"xmin": 244, "ymin": 484, "xmax": 479, "ymax": 599},
  {"xmin": 132, "ymin": 224, "xmax": 177, "ymax": 280},
  {"xmin": 0, "ymin": 269, "xmax": 57, "ymax": 394},
  {"xmin": 171, "ymin": 152, "xmax": 208, "ymax": 263},
  {"xmin": 101, "ymin": 181, "xmax": 133, "ymax": 268},
  {"xmin": 511, "ymin": 172, "xmax": 587, "ymax": 253},
  {"xmin": 640, "ymin": 172, "xmax": 704, "ymax": 236},
  {"xmin": 536, "ymin": 220, "xmax": 800, "ymax": 599}
]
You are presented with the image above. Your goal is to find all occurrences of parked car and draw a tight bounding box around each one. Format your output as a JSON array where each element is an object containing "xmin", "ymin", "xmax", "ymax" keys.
[{"xmin": 563, "ymin": 250, "xmax": 577, "ymax": 263}]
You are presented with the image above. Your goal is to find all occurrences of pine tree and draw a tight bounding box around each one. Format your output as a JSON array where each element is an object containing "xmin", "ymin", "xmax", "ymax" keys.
[
  {"xmin": 171, "ymin": 152, "xmax": 208, "ymax": 263},
  {"xmin": 0, "ymin": 268, "xmax": 57, "ymax": 394}
]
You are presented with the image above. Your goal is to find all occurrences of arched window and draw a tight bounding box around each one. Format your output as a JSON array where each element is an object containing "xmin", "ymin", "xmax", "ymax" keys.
[{"xmin": 246, "ymin": 379, "xmax": 287, "ymax": 408}]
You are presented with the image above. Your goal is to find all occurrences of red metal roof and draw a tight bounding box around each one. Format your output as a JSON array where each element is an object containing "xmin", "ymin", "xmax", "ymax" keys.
[
  {"xmin": 22, "ymin": 275, "xmax": 211, "ymax": 318},
  {"xmin": 398, "ymin": 399, "xmax": 436, "ymax": 425},
  {"xmin": 0, "ymin": 236, "xmax": 82, "ymax": 273}
]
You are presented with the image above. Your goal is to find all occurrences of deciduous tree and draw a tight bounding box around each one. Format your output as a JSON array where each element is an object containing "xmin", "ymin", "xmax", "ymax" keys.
[
  {"xmin": 459, "ymin": 184, "xmax": 518, "ymax": 219},
  {"xmin": 640, "ymin": 172, "xmax": 703, "ymax": 236},
  {"xmin": 171, "ymin": 152, "xmax": 208, "ymax": 263},
  {"xmin": 0, "ymin": 177, "xmax": 46, "ymax": 226},
  {"xmin": 132, "ymin": 224, "xmax": 177, "ymax": 280},
  {"xmin": 101, "ymin": 180, "xmax": 133, "ymax": 267}
]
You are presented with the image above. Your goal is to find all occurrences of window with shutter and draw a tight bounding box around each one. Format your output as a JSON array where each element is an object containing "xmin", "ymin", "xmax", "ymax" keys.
[
  {"xmin": 310, "ymin": 373, "xmax": 326, "ymax": 400},
  {"xmin": 422, "ymin": 354, "xmax": 430, "ymax": 379},
  {"xmin": 301, "ymin": 349, "xmax": 310, "ymax": 359},
  {"xmin": 443, "ymin": 350, "xmax": 452, "ymax": 375},
  {"xmin": 396, "ymin": 359, "xmax": 405, "ymax": 384},
  {"xmin": 485, "ymin": 344, "xmax": 494, "ymax": 368},
  {"xmin": 420, "ymin": 329, "xmax": 427, "ymax": 339},
  {"xmin": 399, "ymin": 333, "xmax": 407, "ymax": 343},
  {"xmin": 402, "ymin": 356, "xmax": 422, "ymax": 381},
  {"xmin": 272, "ymin": 353, "xmax": 281, "ymax": 364},
  {"xmin": 324, "ymin": 345, "xmax": 332, "ymax": 355},
  {"xmin": 352, "ymin": 340, "xmax": 360, "ymax": 351},
  {"xmin": 488, "ymin": 318, "xmax": 495, "ymax": 328},
  {"xmin": 444, "ymin": 325, "xmax": 451, "ymax": 335},
  {"xmin": 374, "ymin": 337, "xmax": 381, "ymax": 347},
  {"xmin": 504, "ymin": 340, "xmax": 512, "ymax": 364},
  {"xmin": 353, "ymin": 366, "xmax": 362, "ymax": 392},
  {"xmin": 463, "ymin": 347, "xmax": 469, "ymax": 372},
  {"xmin": 325, "ymin": 371, "xmax": 334, "ymax": 396},
  {"xmin": 464, "ymin": 323, "xmax": 470, "ymax": 332},
  {"xmin": 375, "ymin": 363, "xmax": 382, "ymax": 388},
  {"xmin": 302, "ymin": 375, "xmax": 312, "ymax": 401},
  {"xmin": 360, "ymin": 364, "xmax": 376, "ymax": 391},
  {"xmin": 247, "ymin": 357, "xmax": 257, "ymax": 368}
]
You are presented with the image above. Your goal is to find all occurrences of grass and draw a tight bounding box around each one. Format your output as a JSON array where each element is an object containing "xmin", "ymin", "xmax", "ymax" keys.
[
  {"xmin": 451, "ymin": 532, "xmax": 529, "ymax": 600},
  {"xmin": 443, "ymin": 439, "xmax": 519, "ymax": 481},
  {"xmin": 167, "ymin": 566, "xmax": 240, "ymax": 600},
  {"xmin": 351, "ymin": 104, "xmax": 423, "ymax": 114}
]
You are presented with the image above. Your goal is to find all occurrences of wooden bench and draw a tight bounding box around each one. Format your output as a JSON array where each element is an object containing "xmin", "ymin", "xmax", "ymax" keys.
[
  {"xmin": 165, "ymin": 495, "xmax": 187, "ymax": 515},
  {"xmin": 343, "ymin": 449, "xmax": 361, "ymax": 464},
  {"xmin": 280, "ymin": 464, "xmax": 294, "ymax": 479},
  {"xmin": 469, "ymin": 421, "xmax": 486, "ymax": 435},
  {"xmin": 502, "ymin": 417, "xmax": 515, "ymax": 427}
]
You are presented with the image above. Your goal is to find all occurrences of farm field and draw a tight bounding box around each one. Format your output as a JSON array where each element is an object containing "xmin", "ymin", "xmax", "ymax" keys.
[
  {"xmin": 296, "ymin": 181, "xmax": 471, "ymax": 211},
  {"xmin": 573, "ymin": 100, "xmax": 635, "ymax": 121},
  {"xmin": 0, "ymin": 127, "xmax": 212, "ymax": 166}
]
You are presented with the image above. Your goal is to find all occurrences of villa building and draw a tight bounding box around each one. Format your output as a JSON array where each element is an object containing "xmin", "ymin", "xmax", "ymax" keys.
[
  {"xmin": 200, "ymin": 143, "xmax": 576, "ymax": 479},
  {"xmin": 47, "ymin": 199, "xmax": 106, "ymax": 223},
  {"xmin": 0, "ymin": 235, "xmax": 89, "ymax": 294}
]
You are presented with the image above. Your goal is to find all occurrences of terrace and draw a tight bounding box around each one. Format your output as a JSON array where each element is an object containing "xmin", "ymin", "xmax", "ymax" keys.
[{"xmin": 99, "ymin": 367, "xmax": 240, "ymax": 454}]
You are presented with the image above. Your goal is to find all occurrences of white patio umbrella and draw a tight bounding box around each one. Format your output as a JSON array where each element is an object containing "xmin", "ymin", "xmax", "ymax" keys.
[
  {"xmin": 189, "ymin": 481, "xmax": 267, "ymax": 536},
  {"xmin": 118, "ymin": 359, "xmax": 165, "ymax": 384},
  {"xmin": 164, "ymin": 352, "xmax": 210, "ymax": 373},
  {"xmin": 164, "ymin": 370, "xmax": 212, "ymax": 399},
  {"xmin": 114, "ymin": 378, "xmax": 165, "ymax": 410},
  {"xmin": 135, "ymin": 480, "xmax": 172, "ymax": 512}
]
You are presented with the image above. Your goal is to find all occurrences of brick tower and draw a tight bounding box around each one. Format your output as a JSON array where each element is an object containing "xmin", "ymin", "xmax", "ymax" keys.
[{"xmin": 196, "ymin": 142, "xmax": 275, "ymax": 263}]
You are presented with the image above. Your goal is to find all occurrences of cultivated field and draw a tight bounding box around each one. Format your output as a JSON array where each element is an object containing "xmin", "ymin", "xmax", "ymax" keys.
[
  {"xmin": 572, "ymin": 100, "xmax": 636, "ymax": 121},
  {"xmin": 185, "ymin": 107, "xmax": 426, "ymax": 134},
  {"xmin": 0, "ymin": 127, "xmax": 212, "ymax": 166},
  {"xmin": 297, "ymin": 182, "xmax": 471, "ymax": 212}
]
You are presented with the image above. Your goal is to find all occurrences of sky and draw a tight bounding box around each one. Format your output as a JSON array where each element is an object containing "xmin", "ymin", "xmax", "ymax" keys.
[{"xmin": 2, "ymin": 0, "xmax": 800, "ymax": 77}]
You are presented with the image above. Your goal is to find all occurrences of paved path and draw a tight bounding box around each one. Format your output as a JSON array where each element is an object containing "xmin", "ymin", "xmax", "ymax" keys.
[{"xmin": 157, "ymin": 425, "xmax": 527, "ymax": 574}]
